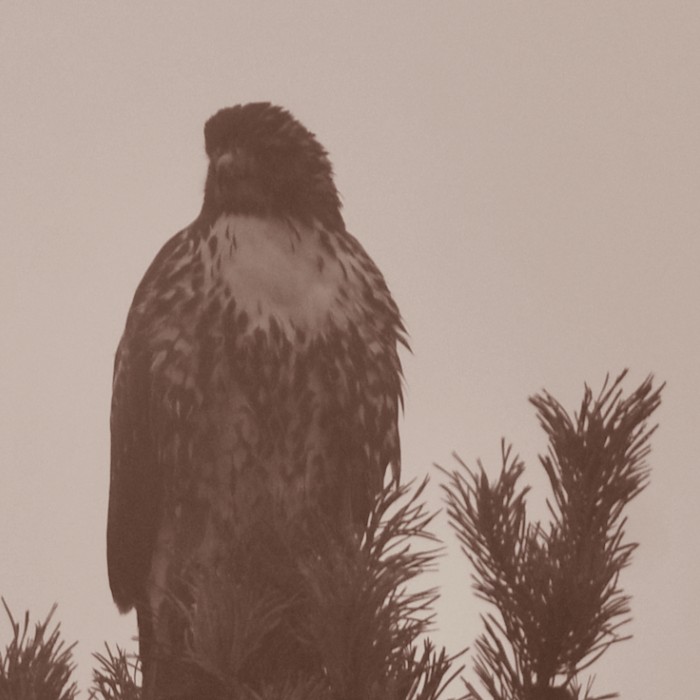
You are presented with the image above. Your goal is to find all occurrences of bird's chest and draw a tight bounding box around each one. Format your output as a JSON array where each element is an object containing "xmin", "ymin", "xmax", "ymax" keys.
[
  {"xmin": 194, "ymin": 214, "xmax": 365, "ymax": 342},
  {"xmin": 144, "ymin": 214, "xmax": 389, "ymax": 453}
]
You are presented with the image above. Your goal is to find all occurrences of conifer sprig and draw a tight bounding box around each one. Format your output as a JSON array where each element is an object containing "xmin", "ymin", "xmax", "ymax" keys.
[
  {"xmin": 171, "ymin": 478, "xmax": 462, "ymax": 699},
  {"xmin": 88, "ymin": 644, "xmax": 141, "ymax": 700},
  {"xmin": 443, "ymin": 372, "xmax": 662, "ymax": 700},
  {"xmin": 0, "ymin": 598, "xmax": 78, "ymax": 700}
]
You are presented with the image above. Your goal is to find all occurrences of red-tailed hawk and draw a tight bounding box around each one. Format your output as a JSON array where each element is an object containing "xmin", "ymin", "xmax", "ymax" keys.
[{"xmin": 107, "ymin": 103, "xmax": 406, "ymax": 695}]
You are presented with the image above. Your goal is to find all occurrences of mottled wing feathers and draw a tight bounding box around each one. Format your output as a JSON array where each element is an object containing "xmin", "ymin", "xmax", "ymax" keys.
[
  {"xmin": 108, "ymin": 226, "xmax": 195, "ymax": 611},
  {"xmin": 108, "ymin": 337, "xmax": 161, "ymax": 612}
]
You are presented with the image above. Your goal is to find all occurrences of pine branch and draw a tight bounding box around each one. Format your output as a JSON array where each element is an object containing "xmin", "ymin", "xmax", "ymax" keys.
[
  {"xmin": 172, "ymin": 479, "xmax": 463, "ymax": 699},
  {"xmin": 0, "ymin": 598, "xmax": 78, "ymax": 700},
  {"xmin": 294, "ymin": 479, "xmax": 461, "ymax": 700},
  {"xmin": 442, "ymin": 372, "xmax": 662, "ymax": 700},
  {"xmin": 88, "ymin": 644, "xmax": 141, "ymax": 700}
]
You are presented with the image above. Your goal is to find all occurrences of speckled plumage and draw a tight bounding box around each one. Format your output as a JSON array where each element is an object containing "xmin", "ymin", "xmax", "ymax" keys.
[{"xmin": 107, "ymin": 103, "xmax": 406, "ymax": 692}]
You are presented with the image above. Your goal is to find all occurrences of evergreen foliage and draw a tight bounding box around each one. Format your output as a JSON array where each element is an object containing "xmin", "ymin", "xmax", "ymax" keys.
[
  {"xmin": 441, "ymin": 372, "xmax": 662, "ymax": 700},
  {"xmin": 88, "ymin": 645, "xmax": 140, "ymax": 700},
  {"xmin": 165, "ymin": 478, "xmax": 461, "ymax": 699},
  {"xmin": 0, "ymin": 599, "xmax": 78, "ymax": 700},
  {"xmin": 1, "ymin": 372, "xmax": 661, "ymax": 699}
]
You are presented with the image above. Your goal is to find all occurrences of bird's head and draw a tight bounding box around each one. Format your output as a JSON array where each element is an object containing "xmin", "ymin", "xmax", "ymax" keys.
[{"xmin": 201, "ymin": 102, "xmax": 343, "ymax": 229}]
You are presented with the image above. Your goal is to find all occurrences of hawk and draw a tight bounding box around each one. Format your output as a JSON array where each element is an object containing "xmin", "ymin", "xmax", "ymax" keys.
[{"xmin": 107, "ymin": 103, "xmax": 406, "ymax": 695}]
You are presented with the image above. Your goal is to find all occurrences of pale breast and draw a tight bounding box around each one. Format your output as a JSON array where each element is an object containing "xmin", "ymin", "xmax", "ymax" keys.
[{"xmin": 198, "ymin": 214, "xmax": 365, "ymax": 341}]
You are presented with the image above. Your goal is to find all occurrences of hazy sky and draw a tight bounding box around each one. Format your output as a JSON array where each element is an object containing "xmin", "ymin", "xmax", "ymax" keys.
[{"xmin": 1, "ymin": 2, "xmax": 699, "ymax": 697}]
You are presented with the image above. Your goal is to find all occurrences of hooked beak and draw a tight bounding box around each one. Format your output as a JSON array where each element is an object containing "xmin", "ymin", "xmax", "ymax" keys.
[{"xmin": 214, "ymin": 147, "xmax": 256, "ymax": 180}]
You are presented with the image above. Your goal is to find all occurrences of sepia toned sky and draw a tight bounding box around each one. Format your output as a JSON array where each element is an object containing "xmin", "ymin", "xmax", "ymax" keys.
[{"xmin": 1, "ymin": 2, "xmax": 699, "ymax": 697}]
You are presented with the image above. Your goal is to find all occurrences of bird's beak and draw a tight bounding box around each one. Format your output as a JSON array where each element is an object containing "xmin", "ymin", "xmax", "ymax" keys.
[{"xmin": 214, "ymin": 147, "xmax": 255, "ymax": 180}]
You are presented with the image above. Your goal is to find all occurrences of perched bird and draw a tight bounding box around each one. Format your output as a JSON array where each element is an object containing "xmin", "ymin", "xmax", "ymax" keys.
[{"xmin": 107, "ymin": 103, "xmax": 406, "ymax": 696}]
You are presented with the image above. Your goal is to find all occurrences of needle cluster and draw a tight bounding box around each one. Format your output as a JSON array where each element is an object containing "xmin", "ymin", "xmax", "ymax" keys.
[
  {"xmin": 0, "ymin": 599, "xmax": 78, "ymax": 700},
  {"xmin": 172, "ymin": 479, "xmax": 461, "ymax": 699},
  {"xmin": 441, "ymin": 372, "xmax": 662, "ymax": 700}
]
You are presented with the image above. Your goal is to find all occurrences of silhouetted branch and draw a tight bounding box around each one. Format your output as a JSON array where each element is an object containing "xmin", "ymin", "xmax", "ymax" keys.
[
  {"xmin": 443, "ymin": 372, "xmax": 662, "ymax": 700},
  {"xmin": 88, "ymin": 644, "xmax": 141, "ymax": 700},
  {"xmin": 0, "ymin": 598, "xmax": 78, "ymax": 700},
  {"xmin": 175, "ymin": 478, "xmax": 463, "ymax": 699}
]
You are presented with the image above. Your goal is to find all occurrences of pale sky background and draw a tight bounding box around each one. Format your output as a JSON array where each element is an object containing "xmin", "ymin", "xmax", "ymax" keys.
[{"xmin": 1, "ymin": 2, "xmax": 699, "ymax": 698}]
